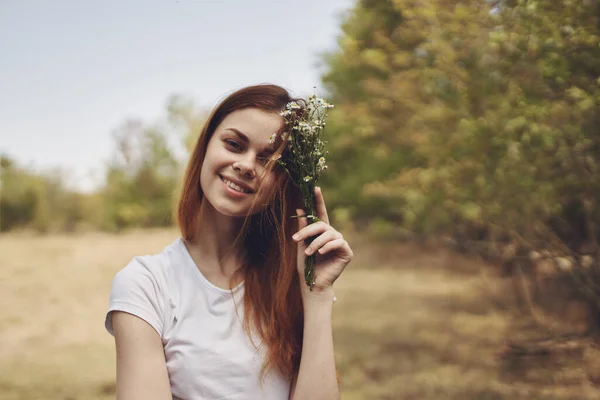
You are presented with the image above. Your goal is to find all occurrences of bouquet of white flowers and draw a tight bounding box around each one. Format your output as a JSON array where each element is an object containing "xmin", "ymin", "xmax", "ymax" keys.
[{"xmin": 275, "ymin": 95, "xmax": 334, "ymax": 289}]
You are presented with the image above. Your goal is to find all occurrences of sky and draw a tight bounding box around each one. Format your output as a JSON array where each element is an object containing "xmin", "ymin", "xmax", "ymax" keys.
[{"xmin": 0, "ymin": 0, "xmax": 354, "ymax": 192}]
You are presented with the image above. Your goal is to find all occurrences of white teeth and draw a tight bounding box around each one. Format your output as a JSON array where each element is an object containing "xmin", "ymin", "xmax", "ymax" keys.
[{"xmin": 221, "ymin": 176, "xmax": 248, "ymax": 193}]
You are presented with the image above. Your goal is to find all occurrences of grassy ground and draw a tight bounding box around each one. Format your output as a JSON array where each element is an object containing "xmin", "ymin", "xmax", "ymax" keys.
[{"xmin": 0, "ymin": 229, "xmax": 599, "ymax": 399}]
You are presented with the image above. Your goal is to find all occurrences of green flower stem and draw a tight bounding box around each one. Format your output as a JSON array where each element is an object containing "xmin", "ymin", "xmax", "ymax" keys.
[
  {"xmin": 291, "ymin": 183, "xmax": 320, "ymax": 290},
  {"xmin": 302, "ymin": 183, "xmax": 318, "ymax": 290}
]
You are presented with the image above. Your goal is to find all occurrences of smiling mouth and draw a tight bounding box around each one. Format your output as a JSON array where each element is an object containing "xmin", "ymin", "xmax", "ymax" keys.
[{"xmin": 219, "ymin": 175, "xmax": 252, "ymax": 194}]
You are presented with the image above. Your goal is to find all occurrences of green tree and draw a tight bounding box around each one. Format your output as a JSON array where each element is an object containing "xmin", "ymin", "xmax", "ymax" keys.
[
  {"xmin": 166, "ymin": 94, "xmax": 208, "ymax": 153},
  {"xmin": 103, "ymin": 119, "xmax": 180, "ymax": 230},
  {"xmin": 0, "ymin": 155, "xmax": 89, "ymax": 233},
  {"xmin": 321, "ymin": 0, "xmax": 600, "ymax": 245},
  {"xmin": 321, "ymin": 0, "xmax": 492, "ymax": 233}
]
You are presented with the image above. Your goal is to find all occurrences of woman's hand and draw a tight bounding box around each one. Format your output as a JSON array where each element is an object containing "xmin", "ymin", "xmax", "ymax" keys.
[{"xmin": 293, "ymin": 186, "xmax": 353, "ymax": 293}]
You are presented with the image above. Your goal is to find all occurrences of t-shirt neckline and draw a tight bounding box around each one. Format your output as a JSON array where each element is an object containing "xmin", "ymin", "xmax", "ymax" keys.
[{"xmin": 176, "ymin": 237, "xmax": 245, "ymax": 295}]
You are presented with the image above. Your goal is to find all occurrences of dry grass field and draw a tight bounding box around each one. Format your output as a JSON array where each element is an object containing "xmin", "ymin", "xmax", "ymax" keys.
[{"xmin": 1, "ymin": 229, "xmax": 599, "ymax": 399}]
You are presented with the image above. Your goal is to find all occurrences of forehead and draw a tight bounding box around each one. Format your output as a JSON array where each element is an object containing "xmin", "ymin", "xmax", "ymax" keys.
[{"xmin": 218, "ymin": 108, "xmax": 283, "ymax": 141}]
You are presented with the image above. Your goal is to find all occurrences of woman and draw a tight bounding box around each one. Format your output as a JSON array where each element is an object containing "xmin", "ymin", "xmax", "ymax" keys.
[{"xmin": 105, "ymin": 84, "xmax": 353, "ymax": 399}]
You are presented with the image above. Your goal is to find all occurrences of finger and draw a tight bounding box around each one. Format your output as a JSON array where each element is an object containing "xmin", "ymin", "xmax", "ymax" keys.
[
  {"xmin": 314, "ymin": 186, "xmax": 330, "ymax": 225},
  {"xmin": 315, "ymin": 238, "xmax": 351, "ymax": 258},
  {"xmin": 304, "ymin": 229, "xmax": 343, "ymax": 255},
  {"xmin": 292, "ymin": 221, "xmax": 330, "ymax": 242}
]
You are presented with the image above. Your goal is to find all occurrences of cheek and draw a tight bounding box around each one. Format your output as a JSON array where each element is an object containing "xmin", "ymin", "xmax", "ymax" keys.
[
  {"xmin": 205, "ymin": 143, "xmax": 227, "ymax": 164},
  {"xmin": 258, "ymin": 170, "xmax": 277, "ymax": 188},
  {"xmin": 202, "ymin": 147, "xmax": 231, "ymax": 178},
  {"xmin": 250, "ymin": 171, "xmax": 270, "ymax": 194},
  {"xmin": 261, "ymin": 175, "xmax": 282, "ymax": 205},
  {"xmin": 199, "ymin": 150, "xmax": 220, "ymax": 188}
]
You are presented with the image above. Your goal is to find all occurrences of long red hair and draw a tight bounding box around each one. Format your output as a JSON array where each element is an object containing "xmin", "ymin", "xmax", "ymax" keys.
[{"xmin": 177, "ymin": 84, "xmax": 305, "ymax": 382}]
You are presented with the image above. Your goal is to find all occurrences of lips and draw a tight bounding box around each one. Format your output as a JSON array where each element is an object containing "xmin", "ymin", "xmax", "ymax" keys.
[{"xmin": 219, "ymin": 175, "xmax": 254, "ymax": 194}]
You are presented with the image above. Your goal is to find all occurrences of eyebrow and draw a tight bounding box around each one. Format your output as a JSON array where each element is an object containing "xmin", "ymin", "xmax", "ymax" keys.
[{"xmin": 225, "ymin": 128, "xmax": 275, "ymax": 154}]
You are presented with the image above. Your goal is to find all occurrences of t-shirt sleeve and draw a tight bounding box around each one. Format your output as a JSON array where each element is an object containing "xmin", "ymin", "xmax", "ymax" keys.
[{"xmin": 105, "ymin": 257, "xmax": 165, "ymax": 337}]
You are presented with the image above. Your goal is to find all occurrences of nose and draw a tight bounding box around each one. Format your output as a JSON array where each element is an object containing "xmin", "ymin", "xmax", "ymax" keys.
[{"xmin": 232, "ymin": 156, "xmax": 256, "ymax": 179}]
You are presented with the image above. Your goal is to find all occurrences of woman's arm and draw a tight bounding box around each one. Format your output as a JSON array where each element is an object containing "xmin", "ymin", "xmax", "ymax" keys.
[
  {"xmin": 290, "ymin": 187, "xmax": 353, "ymax": 400},
  {"xmin": 112, "ymin": 311, "xmax": 172, "ymax": 400},
  {"xmin": 290, "ymin": 288, "xmax": 339, "ymax": 400}
]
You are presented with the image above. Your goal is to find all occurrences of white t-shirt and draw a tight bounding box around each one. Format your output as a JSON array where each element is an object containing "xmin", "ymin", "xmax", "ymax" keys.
[{"xmin": 105, "ymin": 237, "xmax": 291, "ymax": 400}]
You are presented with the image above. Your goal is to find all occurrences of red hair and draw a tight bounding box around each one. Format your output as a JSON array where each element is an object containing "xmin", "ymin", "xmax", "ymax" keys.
[{"xmin": 177, "ymin": 84, "xmax": 305, "ymax": 382}]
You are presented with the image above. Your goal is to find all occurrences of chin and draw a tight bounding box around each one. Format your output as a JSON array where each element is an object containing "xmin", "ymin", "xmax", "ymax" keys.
[
  {"xmin": 216, "ymin": 208, "xmax": 248, "ymax": 219},
  {"xmin": 204, "ymin": 197, "xmax": 253, "ymax": 219}
]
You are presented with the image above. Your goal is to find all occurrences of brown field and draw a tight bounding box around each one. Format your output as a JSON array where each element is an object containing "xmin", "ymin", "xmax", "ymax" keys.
[{"xmin": 1, "ymin": 229, "xmax": 599, "ymax": 399}]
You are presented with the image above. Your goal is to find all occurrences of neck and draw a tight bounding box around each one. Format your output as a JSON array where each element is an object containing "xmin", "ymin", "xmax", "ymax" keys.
[{"xmin": 189, "ymin": 199, "xmax": 247, "ymax": 278}]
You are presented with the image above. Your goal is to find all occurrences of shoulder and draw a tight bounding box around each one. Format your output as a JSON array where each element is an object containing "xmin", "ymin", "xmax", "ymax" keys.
[
  {"xmin": 114, "ymin": 238, "xmax": 182, "ymax": 288},
  {"xmin": 106, "ymin": 238, "xmax": 183, "ymax": 336}
]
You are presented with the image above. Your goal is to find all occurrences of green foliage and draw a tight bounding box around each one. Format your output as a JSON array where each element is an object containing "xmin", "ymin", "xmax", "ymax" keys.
[
  {"xmin": 321, "ymin": 0, "xmax": 600, "ymax": 248},
  {"xmin": 1, "ymin": 95, "xmax": 206, "ymax": 233},
  {"xmin": 0, "ymin": 155, "xmax": 90, "ymax": 233},
  {"xmin": 1, "ymin": 156, "xmax": 37, "ymax": 232},
  {"xmin": 102, "ymin": 119, "xmax": 181, "ymax": 230},
  {"xmin": 166, "ymin": 94, "xmax": 208, "ymax": 153}
]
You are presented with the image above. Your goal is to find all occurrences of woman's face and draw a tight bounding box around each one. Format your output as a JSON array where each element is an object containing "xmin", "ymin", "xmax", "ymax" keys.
[{"xmin": 200, "ymin": 107, "xmax": 283, "ymax": 218}]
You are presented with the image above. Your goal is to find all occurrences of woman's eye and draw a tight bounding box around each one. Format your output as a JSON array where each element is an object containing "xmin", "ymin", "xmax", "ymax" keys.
[
  {"xmin": 225, "ymin": 139, "xmax": 242, "ymax": 151},
  {"xmin": 257, "ymin": 157, "xmax": 270, "ymax": 166}
]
